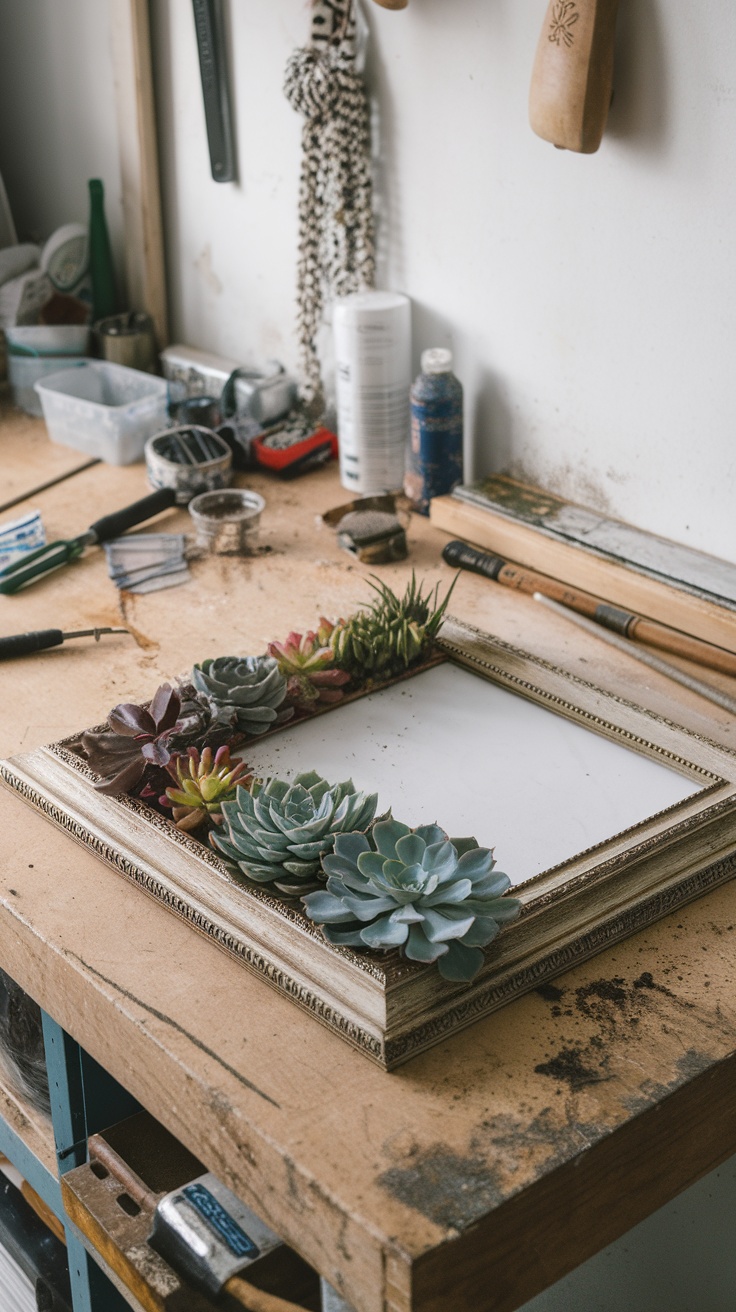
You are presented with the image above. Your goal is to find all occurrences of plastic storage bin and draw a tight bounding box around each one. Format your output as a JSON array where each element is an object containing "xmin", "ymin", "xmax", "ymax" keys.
[
  {"xmin": 5, "ymin": 324, "xmax": 90, "ymax": 356},
  {"xmin": 34, "ymin": 360, "xmax": 169, "ymax": 464},
  {"xmin": 8, "ymin": 353, "xmax": 88, "ymax": 417}
]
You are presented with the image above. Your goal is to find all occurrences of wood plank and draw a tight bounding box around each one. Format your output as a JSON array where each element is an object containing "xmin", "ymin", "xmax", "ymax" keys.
[
  {"xmin": 0, "ymin": 1070, "xmax": 59, "ymax": 1217},
  {"xmin": 430, "ymin": 493, "xmax": 736, "ymax": 654},
  {"xmin": 110, "ymin": 0, "xmax": 168, "ymax": 347},
  {"xmin": 413, "ymin": 1052, "xmax": 736, "ymax": 1312}
]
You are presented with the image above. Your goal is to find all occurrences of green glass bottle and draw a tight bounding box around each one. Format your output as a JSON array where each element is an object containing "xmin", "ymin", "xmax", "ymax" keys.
[{"xmin": 87, "ymin": 178, "xmax": 119, "ymax": 322}]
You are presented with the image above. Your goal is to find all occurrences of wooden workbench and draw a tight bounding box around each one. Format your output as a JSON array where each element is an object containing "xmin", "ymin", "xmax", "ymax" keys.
[{"xmin": 1, "ymin": 397, "xmax": 736, "ymax": 1312}]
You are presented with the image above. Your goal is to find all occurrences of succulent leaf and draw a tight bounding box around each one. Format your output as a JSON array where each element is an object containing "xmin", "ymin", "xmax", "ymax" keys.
[
  {"xmin": 302, "ymin": 820, "xmax": 521, "ymax": 981},
  {"xmin": 81, "ymin": 684, "xmax": 184, "ymax": 796}
]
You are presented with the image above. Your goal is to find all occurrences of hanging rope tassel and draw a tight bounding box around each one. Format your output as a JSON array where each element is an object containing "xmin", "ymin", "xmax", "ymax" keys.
[{"xmin": 284, "ymin": 0, "xmax": 376, "ymax": 413}]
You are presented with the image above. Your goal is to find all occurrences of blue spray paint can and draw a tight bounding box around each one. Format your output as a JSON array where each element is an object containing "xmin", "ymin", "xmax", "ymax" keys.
[{"xmin": 404, "ymin": 349, "xmax": 463, "ymax": 515}]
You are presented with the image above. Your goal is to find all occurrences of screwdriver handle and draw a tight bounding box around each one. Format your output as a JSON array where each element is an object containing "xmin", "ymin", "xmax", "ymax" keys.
[
  {"xmin": 442, "ymin": 540, "xmax": 505, "ymax": 580},
  {"xmin": 87, "ymin": 487, "xmax": 176, "ymax": 545},
  {"xmin": 0, "ymin": 629, "xmax": 65, "ymax": 660}
]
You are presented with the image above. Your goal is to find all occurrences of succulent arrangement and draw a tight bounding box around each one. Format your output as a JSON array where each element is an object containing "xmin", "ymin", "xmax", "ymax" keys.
[
  {"xmin": 302, "ymin": 818, "xmax": 520, "ymax": 981},
  {"xmin": 163, "ymin": 746, "xmax": 252, "ymax": 832},
  {"xmin": 212, "ymin": 771, "xmax": 378, "ymax": 895},
  {"xmin": 75, "ymin": 574, "xmax": 521, "ymax": 981}
]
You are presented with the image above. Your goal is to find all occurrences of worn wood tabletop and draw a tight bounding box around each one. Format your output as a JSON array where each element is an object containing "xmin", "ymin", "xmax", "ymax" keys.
[{"xmin": 1, "ymin": 397, "xmax": 735, "ymax": 1312}]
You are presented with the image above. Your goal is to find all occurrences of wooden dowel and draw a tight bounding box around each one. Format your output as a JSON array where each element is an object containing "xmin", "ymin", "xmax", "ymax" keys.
[
  {"xmin": 225, "ymin": 1275, "xmax": 313, "ymax": 1312},
  {"xmin": 535, "ymin": 593, "xmax": 736, "ymax": 716}
]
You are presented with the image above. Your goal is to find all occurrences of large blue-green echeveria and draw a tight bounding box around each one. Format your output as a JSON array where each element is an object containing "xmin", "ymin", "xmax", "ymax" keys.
[
  {"xmin": 212, "ymin": 771, "xmax": 378, "ymax": 896},
  {"xmin": 302, "ymin": 818, "xmax": 520, "ymax": 981}
]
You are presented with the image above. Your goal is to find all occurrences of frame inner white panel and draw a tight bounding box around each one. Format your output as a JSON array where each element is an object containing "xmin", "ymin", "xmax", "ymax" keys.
[{"xmin": 246, "ymin": 664, "xmax": 701, "ymax": 886}]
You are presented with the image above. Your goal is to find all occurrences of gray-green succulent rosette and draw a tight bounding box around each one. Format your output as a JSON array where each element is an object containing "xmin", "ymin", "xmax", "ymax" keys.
[
  {"xmin": 302, "ymin": 818, "xmax": 521, "ymax": 981},
  {"xmin": 212, "ymin": 771, "xmax": 378, "ymax": 896},
  {"xmin": 192, "ymin": 655, "xmax": 290, "ymax": 737}
]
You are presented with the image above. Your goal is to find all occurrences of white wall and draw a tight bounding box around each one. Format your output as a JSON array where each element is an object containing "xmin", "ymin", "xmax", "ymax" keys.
[
  {"xmin": 149, "ymin": 0, "xmax": 736, "ymax": 564},
  {"xmin": 0, "ymin": 0, "xmax": 126, "ymax": 290}
]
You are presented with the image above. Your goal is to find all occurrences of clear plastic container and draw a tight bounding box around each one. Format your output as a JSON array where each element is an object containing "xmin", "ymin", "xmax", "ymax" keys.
[
  {"xmin": 8, "ymin": 353, "xmax": 88, "ymax": 417},
  {"xmin": 34, "ymin": 360, "xmax": 169, "ymax": 464},
  {"xmin": 5, "ymin": 324, "xmax": 90, "ymax": 356}
]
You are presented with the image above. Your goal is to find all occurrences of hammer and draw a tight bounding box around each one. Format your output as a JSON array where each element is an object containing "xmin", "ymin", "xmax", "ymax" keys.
[
  {"xmin": 149, "ymin": 1172, "xmax": 312, "ymax": 1311},
  {"xmin": 529, "ymin": 0, "xmax": 620, "ymax": 153}
]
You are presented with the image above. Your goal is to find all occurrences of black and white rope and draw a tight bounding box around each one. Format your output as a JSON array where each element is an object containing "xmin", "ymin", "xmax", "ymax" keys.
[{"xmin": 284, "ymin": 0, "xmax": 375, "ymax": 411}]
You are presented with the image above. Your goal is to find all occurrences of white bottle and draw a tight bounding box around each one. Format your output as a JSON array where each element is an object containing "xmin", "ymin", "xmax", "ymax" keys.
[{"xmin": 332, "ymin": 291, "xmax": 411, "ymax": 495}]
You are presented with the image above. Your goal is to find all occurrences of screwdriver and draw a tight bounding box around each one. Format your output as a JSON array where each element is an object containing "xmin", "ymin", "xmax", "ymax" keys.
[
  {"xmin": 0, "ymin": 627, "xmax": 129, "ymax": 661},
  {"xmin": 0, "ymin": 487, "xmax": 177, "ymax": 594}
]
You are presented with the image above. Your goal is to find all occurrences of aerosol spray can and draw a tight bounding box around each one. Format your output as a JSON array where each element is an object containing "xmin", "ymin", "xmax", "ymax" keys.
[
  {"xmin": 404, "ymin": 348, "xmax": 463, "ymax": 514},
  {"xmin": 333, "ymin": 291, "xmax": 411, "ymax": 494}
]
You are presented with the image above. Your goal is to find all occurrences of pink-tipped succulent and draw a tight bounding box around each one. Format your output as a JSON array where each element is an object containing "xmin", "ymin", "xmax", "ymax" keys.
[
  {"xmin": 268, "ymin": 619, "xmax": 350, "ymax": 714},
  {"xmin": 163, "ymin": 745, "xmax": 251, "ymax": 832}
]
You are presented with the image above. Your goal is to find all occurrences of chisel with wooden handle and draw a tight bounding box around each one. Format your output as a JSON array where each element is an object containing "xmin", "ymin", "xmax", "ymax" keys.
[
  {"xmin": 529, "ymin": 0, "xmax": 620, "ymax": 152},
  {"xmin": 442, "ymin": 540, "xmax": 736, "ymax": 677}
]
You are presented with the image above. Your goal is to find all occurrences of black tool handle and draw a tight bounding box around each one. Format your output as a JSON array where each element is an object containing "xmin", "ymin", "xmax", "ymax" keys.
[
  {"xmin": 87, "ymin": 488, "xmax": 177, "ymax": 545},
  {"xmin": 442, "ymin": 540, "xmax": 506, "ymax": 580},
  {"xmin": 192, "ymin": 0, "xmax": 236, "ymax": 182},
  {"xmin": 0, "ymin": 629, "xmax": 65, "ymax": 660}
]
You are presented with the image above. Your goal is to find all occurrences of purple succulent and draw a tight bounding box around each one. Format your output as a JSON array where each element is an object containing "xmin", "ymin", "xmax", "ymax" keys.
[{"xmin": 81, "ymin": 684, "xmax": 182, "ymax": 796}]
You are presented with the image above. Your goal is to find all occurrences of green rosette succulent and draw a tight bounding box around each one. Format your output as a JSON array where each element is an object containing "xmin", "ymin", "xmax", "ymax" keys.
[
  {"xmin": 163, "ymin": 746, "xmax": 251, "ymax": 832},
  {"xmin": 191, "ymin": 655, "xmax": 289, "ymax": 736},
  {"xmin": 212, "ymin": 770, "xmax": 379, "ymax": 895},
  {"xmin": 302, "ymin": 818, "xmax": 521, "ymax": 981}
]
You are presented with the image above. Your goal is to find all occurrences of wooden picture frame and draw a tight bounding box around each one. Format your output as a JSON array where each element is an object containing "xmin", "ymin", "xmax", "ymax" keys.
[{"xmin": 3, "ymin": 616, "xmax": 735, "ymax": 1070}]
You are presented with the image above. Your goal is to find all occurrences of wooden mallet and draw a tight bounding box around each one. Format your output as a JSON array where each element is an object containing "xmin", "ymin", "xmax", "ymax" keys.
[{"xmin": 529, "ymin": 0, "xmax": 620, "ymax": 153}]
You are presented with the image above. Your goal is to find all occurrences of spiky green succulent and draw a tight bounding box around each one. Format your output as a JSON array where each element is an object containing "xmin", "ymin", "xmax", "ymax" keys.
[
  {"xmin": 191, "ymin": 655, "xmax": 290, "ymax": 737},
  {"xmin": 212, "ymin": 771, "xmax": 379, "ymax": 895},
  {"xmin": 330, "ymin": 573, "xmax": 456, "ymax": 680},
  {"xmin": 163, "ymin": 746, "xmax": 251, "ymax": 832},
  {"xmin": 302, "ymin": 818, "xmax": 520, "ymax": 981}
]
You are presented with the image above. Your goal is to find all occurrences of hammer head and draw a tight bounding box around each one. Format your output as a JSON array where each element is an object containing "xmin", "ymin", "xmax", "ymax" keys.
[{"xmin": 149, "ymin": 1172, "xmax": 282, "ymax": 1297}]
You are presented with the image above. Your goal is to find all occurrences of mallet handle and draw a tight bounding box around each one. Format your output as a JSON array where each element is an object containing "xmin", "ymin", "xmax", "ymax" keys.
[
  {"xmin": 529, "ymin": 0, "xmax": 620, "ymax": 153},
  {"xmin": 225, "ymin": 1275, "xmax": 313, "ymax": 1312}
]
